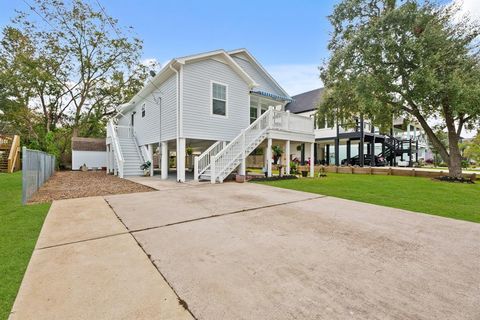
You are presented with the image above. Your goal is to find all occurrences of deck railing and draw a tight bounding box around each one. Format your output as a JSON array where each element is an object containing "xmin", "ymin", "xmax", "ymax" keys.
[
  {"xmin": 194, "ymin": 140, "xmax": 225, "ymax": 181},
  {"xmin": 271, "ymin": 110, "xmax": 314, "ymax": 134}
]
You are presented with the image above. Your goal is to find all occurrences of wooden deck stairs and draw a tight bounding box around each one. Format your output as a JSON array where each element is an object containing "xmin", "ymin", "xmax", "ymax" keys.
[{"xmin": 0, "ymin": 134, "xmax": 21, "ymax": 173}]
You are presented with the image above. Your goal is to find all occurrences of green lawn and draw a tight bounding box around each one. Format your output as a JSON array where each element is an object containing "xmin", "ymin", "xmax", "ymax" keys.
[
  {"xmin": 0, "ymin": 172, "xmax": 50, "ymax": 320},
  {"xmin": 257, "ymin": 173, "xmax": 480, "ymax": 223}
]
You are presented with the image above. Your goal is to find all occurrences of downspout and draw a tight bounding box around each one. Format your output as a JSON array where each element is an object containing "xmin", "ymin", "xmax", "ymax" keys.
[
  {"xmin": 178, "ymin": 64, "xmax": 184, "ymax": 137},
  {"xmin": 169, "ymin": 63, "xmax": 180, "ymax": 139}
]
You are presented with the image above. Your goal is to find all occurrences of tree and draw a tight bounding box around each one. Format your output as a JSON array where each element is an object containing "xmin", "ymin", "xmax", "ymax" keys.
[
  {"xmin": 320, "ymin": 0, "xmax": 480, "ymax": 177},
  {"xmin": 0, "ymin": 0, "xmax": 149, "ymax": 164},
  {"xmin": 0, "ymin": 0, "xmax": 148, "ymax": 133},
  {"xmin": 463, "ymin": 132, "xmax": 480, "ymax": 165}
]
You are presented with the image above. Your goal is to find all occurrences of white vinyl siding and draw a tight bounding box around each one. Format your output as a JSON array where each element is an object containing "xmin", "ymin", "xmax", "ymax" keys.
[
  {"xmin": 182, "ymin": 58, "xmax": 250, "ymax": 141},
  {"xmin": 231, "ymin": 54, "xmax": 285, "ymax": 97},
  {"xmin": 72, "ymin": 150, "xmax": 106, "ymax": 170},
  {"xmin": 119, "ymin": 74, "xmax": 177, "ymax": 145}
]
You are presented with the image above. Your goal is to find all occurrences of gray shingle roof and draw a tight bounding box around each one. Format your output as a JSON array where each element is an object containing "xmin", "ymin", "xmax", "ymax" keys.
[
  {"xmin": 71, "ymin": 137, "xmax": 106, "ymax": 152},
  {"xmin": 285, "ymin": 88, "xmax": 324, "ymax": 114}
]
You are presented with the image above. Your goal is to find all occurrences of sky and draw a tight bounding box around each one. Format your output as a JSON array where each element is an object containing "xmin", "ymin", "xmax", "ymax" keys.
[{"xmin": 0, "ymin": 0, "xmax": 478, "ymax": 97}]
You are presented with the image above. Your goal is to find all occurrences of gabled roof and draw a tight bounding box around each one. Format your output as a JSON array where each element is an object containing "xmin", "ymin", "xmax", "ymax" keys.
[
  {"xmin": 175, "ymin": 49, "xmax": 257, "ymax": 86},
  {"xmin": 285, "ymin": 88, "xmax": 325, "ymax": 114},
  {"xmin": 228, "ymin": 48, "xmax": 291, "ymax": 99},
  {"xmin": 117, "ymin": 49, "xmax": 258, "ymax": 115}
]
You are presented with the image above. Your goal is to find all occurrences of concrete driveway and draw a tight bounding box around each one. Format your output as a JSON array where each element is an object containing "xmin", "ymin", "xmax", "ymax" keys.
[
  {"xmin": 11, "ymin": 181, "xmax": 480, "ymax": 320},
  {"xmin": 106, "ymin": 182, "xmax": 480, "ymax": 320}
]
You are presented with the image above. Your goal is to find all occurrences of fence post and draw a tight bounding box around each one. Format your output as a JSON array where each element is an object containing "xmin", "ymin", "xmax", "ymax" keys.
[{"xmin": 22, "ymin": 147, "xmax": 27, "ymax": 205}]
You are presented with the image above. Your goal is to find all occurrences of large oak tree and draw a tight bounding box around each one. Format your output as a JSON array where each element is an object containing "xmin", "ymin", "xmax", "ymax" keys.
[{"xmin": 320, "ymin": 0, "xmax": 480, "ymax": 177}]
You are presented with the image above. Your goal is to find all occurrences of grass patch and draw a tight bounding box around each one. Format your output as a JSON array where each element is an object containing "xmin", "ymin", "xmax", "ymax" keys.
[
  {"xmin": 256, "ymin": 173, "xmax": 480, "ymax": 223},
  {"xmin": 0, "ymin": 172, "xmax": 50, "ymax": 319}
]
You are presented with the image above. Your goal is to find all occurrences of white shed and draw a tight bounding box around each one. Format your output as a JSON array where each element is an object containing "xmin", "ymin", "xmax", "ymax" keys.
[{"xmin": 71, "ymin": 137, "xmax": 106, "ymax": 170}]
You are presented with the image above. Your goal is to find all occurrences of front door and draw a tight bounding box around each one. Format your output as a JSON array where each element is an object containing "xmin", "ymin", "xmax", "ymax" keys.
[{"xmin": 130, "ymin": 113, "xmax": 135, "ymax": 137}]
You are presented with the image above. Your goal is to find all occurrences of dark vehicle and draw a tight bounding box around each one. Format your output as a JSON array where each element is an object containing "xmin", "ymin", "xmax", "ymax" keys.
[{"xmin": 341, "ymin": 154, "xmax": 387, "ymax": 167}]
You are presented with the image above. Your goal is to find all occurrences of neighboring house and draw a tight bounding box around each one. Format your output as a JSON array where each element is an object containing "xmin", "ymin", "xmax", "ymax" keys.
[
  {"xmin": 106, "ymin": 49, "xmax": 315, "ymax": 182},
  {"xmin": 72, "ymin": 137, "xmax": 107, "ymax": 170},
  {"xmin": 285, "ymin": 88, "xmax": 430, "ymax": 166}
]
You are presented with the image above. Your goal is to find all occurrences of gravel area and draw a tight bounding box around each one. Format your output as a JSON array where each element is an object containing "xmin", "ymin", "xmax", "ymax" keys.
[{"xmin": 29, "ymin": 171, "xmax": 154, "ymax": 203}]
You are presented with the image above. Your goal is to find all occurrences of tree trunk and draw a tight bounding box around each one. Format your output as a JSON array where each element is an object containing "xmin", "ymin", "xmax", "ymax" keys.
[
  {"xmin": 443, "ymin": 102, "xmax": 463, "ymax": 178},
  {"xmin": 447, "ymin": 130, "xmax": 463, "ymax": 178}
]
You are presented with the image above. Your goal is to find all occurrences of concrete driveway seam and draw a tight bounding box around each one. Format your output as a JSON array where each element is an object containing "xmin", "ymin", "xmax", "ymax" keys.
[
  {"xmin": 107, "ymin": 195, "xmax": 329, "ymax": 235},
  {"xmin": 35, "ymin": 230, "xmax": 130, "ymax": 250},
  {"xmin": 104, "ymin": 197, "xmax": 200, "ymax": 320}
]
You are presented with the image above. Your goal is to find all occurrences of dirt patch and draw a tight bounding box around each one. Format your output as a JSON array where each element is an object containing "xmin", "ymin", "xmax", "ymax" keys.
[{"xmin": 29, "ymin": 171, "xmax": 154, "ymax": 203}]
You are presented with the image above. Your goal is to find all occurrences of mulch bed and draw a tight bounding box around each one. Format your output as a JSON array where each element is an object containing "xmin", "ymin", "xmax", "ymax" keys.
[
  {"xmin": 434, "ymin": 176, "xmax": 475, "ymax": 184},
  {"xmin": 248, "ymin": 175, "xmax": 298, "ymax": 182},
  {"xmin": 28, "ymin": 171, "xmax": 154, "ymax": 203}
]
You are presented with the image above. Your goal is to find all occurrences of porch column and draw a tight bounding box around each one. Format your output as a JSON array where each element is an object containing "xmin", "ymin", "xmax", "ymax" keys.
[
  {"xmin": 266, "ymin": 138, "xmax": 272, "ymax": 177},
  {"xmin": 300, "ymin": 143, "xmax": 305, "ymax": 165},
  {"xmin": 382, "ymin": 140, "xmax": 386, "ymax": 163},
  {"xmin": 310, "ymin": 142, "xmax": 315, "ymax": 177},
  {"xmin": 335, "ymin": 138, "xmax": 340, "ymax": 166},
  {"xmin": 161, "ymin": 141, "xmax": 168, "ymax": 180},
  {"xmin": 285, "ymin": 140, "xmax": 291, "ymax": 175},
  {"xmin": 239, "ymin": 129, "xmax": 246, "ymax": 176},
  {"xmin": 106, "ymin": 145, "xmax": 110, "ymax": 174},
  {"xmin": 239, "ymin": 158, "xmax": 246, "ymax": 176},
  {"xmin": 371, "ymin": 137, "xmax": 376, "ymax": 167},
  {"xmin": 408, "ymin": 139, "xmax": 413, "ymax": 167},
  {"xmin": 359, "ymin": 114, "xmax": 365, "ymax": 167},
  {"xmin": 326, "ymin": 144, "xmax": 330, "ymax": 165},
  {"xmin": 346, "ymin": 140, "xmax": 351, "ymax": 165},
  {"xmin": 148, "ymin": 144, "xmax": 154, "ymax": 176},
  {"xmin": 415, "ymin": 140, "xmax": 419, "ymax": 163},
  {"xmin": 177, "ymin": 138, "xmax": 186, "ymax": 182}
]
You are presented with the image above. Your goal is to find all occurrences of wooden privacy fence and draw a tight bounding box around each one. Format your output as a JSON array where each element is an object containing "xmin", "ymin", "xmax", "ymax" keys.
[
  {"xmin": 297, "ymin": 165, "xmax": 478, "ymax": 181},
  {"xmin": 22, "ymin": 147, "xmax": 56, "ymax": 204}
]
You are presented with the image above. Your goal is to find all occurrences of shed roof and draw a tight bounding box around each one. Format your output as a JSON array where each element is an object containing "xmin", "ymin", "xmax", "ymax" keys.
[
  {"xmin": 285, "ymin": 88, "xmax": 325, "ymax": 114},
  {"xmin": 71, "ymin": 137, "xmax": 106, "ymax": 152}
]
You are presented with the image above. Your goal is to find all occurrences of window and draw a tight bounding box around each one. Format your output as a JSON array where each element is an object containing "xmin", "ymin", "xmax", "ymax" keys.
[
  {"xmin": 250, "ymin": 107, "xmax": 257, "ymax": 124},
  {"xmin": 212, "ymin": 82, "xmax": 227, "ymax": 116},
  {"xmin": 141, "ymin": 103, "xmax": 146, "ymax": 117},
  {"xmin": 260, "ymin": 103, "xmax": 268, "ymax": 114}
]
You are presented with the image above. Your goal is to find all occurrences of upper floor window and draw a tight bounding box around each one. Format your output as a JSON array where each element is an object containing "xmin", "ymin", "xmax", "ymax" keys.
[
  {"xmin": 141, "ymin": 103, "xmax": 146, "ymax": 117},
  {"xmin": 250, "ymin": 107, "xmax": 257, "ymax": 124},
  {"xmin": 212, "ymin": 82, "xmax": 227, "ymax": 116}
]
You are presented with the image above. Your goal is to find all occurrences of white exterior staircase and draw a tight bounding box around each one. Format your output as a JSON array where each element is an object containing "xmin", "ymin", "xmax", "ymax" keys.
[
  {"xmin": 118, "ymin": 137, "xmax": 145, "ymax": 176},
  {"xmin": 194, "ymin": 108, "xmax": 314, "ymax": 183},
  {"xmin": 107, "ymin": 120, "xmax": 147, "ymax": 178}
]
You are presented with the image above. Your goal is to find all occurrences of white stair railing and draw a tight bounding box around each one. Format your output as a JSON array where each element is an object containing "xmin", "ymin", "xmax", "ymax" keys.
[
  {"xmin": 210, "ymin": 108, "xmax": 272, "ymax": 183},
  {"xmin": 107, "ymin": 120, "xmax": 125, "ymax": 178},
  {"xmin": 194, "ymin": 140, "xmax": 225, "ymax": 181}
]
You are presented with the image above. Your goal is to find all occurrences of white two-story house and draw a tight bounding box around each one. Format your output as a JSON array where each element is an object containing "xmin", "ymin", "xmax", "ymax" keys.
[{"xmin": 106, "ymin": 49, "xmax": 315, "ymax": 182}]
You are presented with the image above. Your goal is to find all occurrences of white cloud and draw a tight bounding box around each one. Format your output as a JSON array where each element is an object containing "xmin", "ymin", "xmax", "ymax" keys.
[
  {"xmin": 453, "ymin": 0, "xmax": 480, "ymax": 20},
  {"xmin": 265, "ymin": 64, "xmax": 323, "ymax": 96}
]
